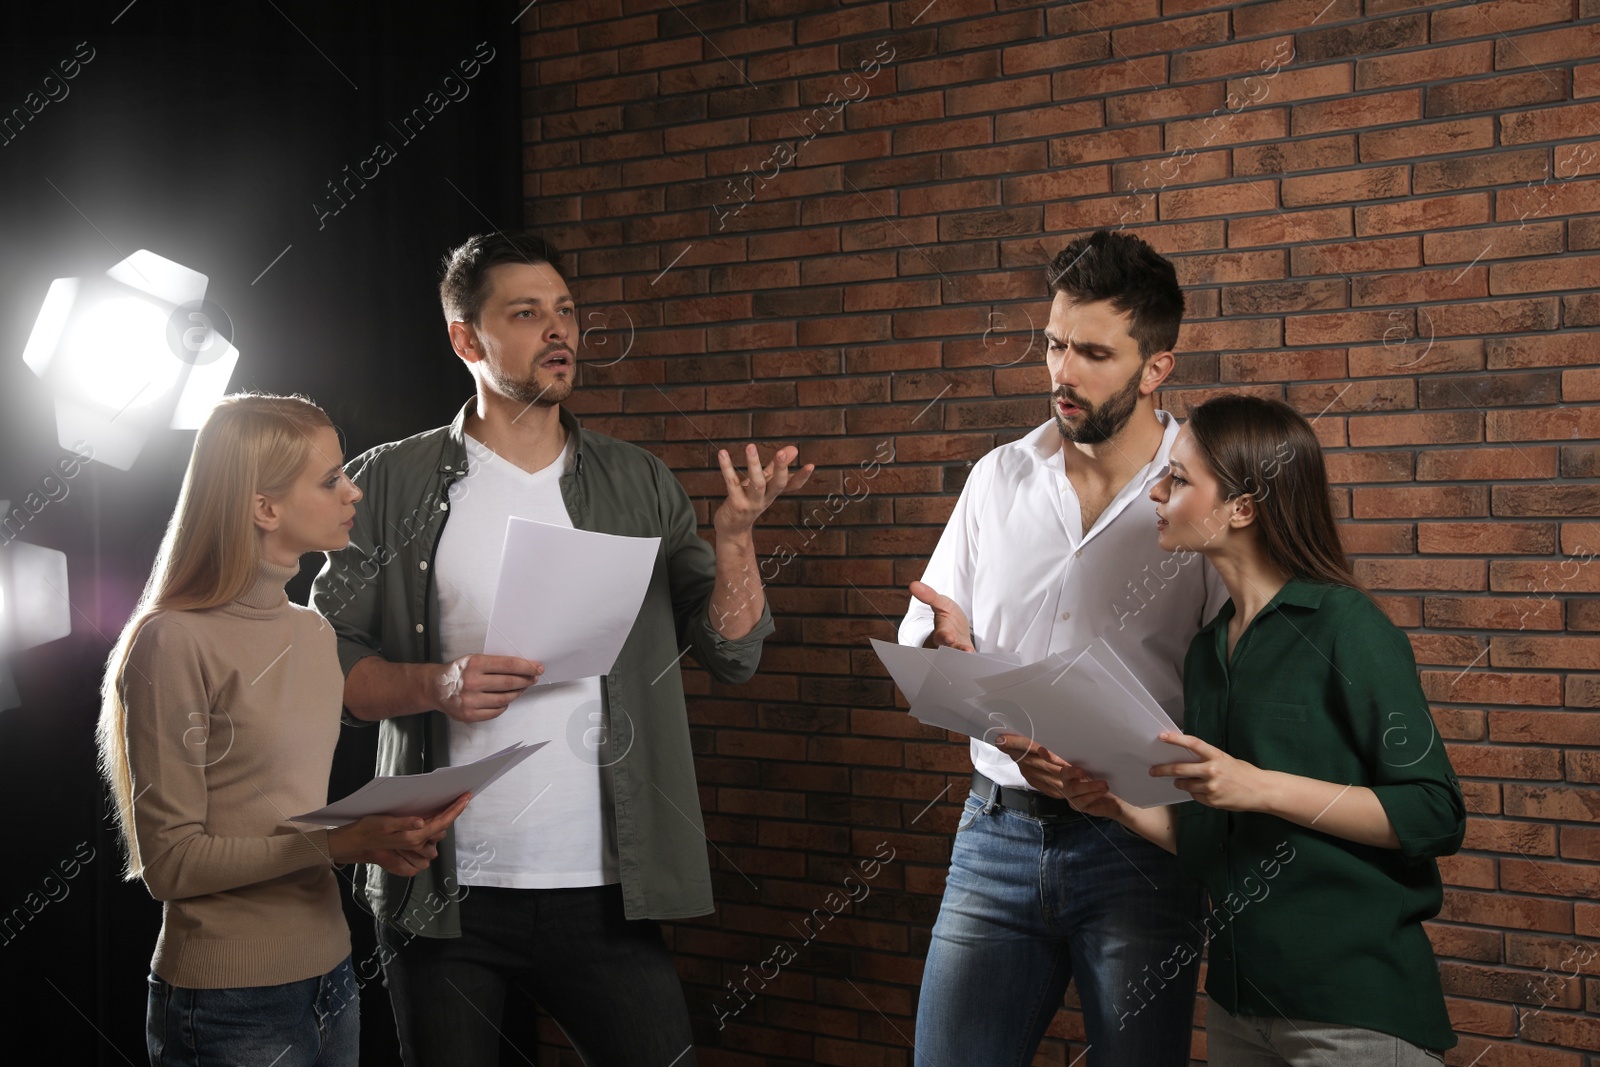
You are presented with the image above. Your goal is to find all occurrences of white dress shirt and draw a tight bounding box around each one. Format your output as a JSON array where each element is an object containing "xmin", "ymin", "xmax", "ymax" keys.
[{"xmin": 899, "ymin": 410, "xmax": 1229, "ymax": 790}]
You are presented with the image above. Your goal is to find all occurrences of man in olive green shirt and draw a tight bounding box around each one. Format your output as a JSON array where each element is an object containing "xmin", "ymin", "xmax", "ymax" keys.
[{"xmin": 311, "ymin": 232, "xmax": 811, "ymax": 1067}]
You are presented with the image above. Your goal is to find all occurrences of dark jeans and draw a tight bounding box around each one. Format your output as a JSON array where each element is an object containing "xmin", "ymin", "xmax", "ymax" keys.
[
  {"xmin": 146, "ymin": 956, "xmax": 358, "ymax": 1067},
  {"xmin": 377, "ymin": 883, "xmax": 696, "ymax": 1067},
  {"xmin": 915, "ymin": 790, "xmax": 1205, "ymax": 1067}
]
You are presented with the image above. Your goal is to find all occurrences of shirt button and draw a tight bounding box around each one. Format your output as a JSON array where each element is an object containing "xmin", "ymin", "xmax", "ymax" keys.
[
  {"xmin": 1074, "ymin": 549, "xmax": 1082, "ymax": 558},
  {"xmin": 1061, "ymin": 611, "xmax": 1071, "ymax": 621},
  {"xmin": 419, "ymin": 561, "xmax": 428, "ymax": 571},
  {"xmin": 440, "ymin": 502, "xmax": 449, "ymax": 510},
  {"xmin": 414, "ymin": 623, "xmax": 424, "ymax": 633}
]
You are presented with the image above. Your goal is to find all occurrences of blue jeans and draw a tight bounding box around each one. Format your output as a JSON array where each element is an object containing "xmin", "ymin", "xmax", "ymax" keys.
[
  {"xmin": 146, "ymin": 956, "xmax": 358, "ymax": 1067},
  {"xmin": 377, "ymin": 884, "xmax": 695, "ymax": 1067},
  {"xmin": 915, "ymin": 791, "xmax": 1205, "ymax": 1067}
]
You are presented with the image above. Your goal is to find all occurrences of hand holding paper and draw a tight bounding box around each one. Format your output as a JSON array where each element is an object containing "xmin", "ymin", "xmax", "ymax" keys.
[{"xmin": 484, "ymin": 520, "xmax": 660, "ymax": 684}]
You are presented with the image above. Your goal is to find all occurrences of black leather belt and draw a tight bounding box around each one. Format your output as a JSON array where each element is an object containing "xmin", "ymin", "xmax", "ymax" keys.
[{"xmin": 971, "ymin": 770, "xmax": 1081, "ymax": 819}]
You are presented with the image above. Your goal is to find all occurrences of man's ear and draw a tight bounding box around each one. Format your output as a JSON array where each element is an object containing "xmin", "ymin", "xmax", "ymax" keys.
[
  {"xmin": 1140, "ymin": 350, "xmax": 1176, "ymax": 395},
  {"xmin": 447, "ymin": 320, "xmax": 482, "ymax": 364},
  {"xmin": 252, "ymin": 492, "xmax": 281, "ymax": 533}
]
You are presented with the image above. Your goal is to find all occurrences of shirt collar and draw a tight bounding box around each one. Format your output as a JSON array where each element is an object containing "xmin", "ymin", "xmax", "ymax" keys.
[
  {"xmin": 1025, "ymin": 408, "xmax": 1178, "ymax": 482},
  {"xmin": 441, "ymin": 397, "xmax": 584, "ymax": 476},
  {"xmin": 1199, "ymin": 576, "xmax": 1334, "ymax": 634}
]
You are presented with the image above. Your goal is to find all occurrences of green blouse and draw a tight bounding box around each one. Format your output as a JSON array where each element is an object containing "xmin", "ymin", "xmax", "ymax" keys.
[{"xmin": 1175, "ymin": 579, "xmax": 1465, "ymax": 1051}]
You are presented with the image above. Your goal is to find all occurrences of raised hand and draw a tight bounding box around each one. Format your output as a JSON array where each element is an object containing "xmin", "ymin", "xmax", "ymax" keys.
[
  {"xmin": 908, "ymin": 581, "xmax": 974, "ymax": 652},
  {"xmin": 712, "ymin": 443, "xmax": 815, "ymax": 537}
]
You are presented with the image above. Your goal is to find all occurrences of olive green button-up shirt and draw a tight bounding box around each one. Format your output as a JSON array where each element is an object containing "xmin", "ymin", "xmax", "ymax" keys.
[
  {"xmin": 310, "ymin": 399, "xmax": 773, "ymax": 935},
  {"xmin": 1175, "ymin": 579, "xmax": 1465, "ymax": 1051}
]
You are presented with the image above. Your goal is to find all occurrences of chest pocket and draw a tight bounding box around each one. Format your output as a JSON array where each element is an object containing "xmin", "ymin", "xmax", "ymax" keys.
[{"xmin": 1227, "ymin": 700, "xmax": 1307, "ymax": 771}]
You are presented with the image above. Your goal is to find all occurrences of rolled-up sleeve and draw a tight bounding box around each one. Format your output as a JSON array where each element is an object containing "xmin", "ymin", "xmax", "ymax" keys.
[
  {"xmin": 654, "ymin": 457, "xmax": 773, "ymax": 685},
  {"xmin": 1335, "ymin": 605, "xmax": 1466, "ymax": 860}
]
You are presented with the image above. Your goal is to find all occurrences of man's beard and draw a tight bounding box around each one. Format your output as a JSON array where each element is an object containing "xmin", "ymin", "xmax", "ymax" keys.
[
  {"xmin": 492, "ymin": 345, "xmax": 575, "ymax": 407},
  {"xmin": 1053, "ymin": 364, "xmax": 1143, "ymax": 445}
]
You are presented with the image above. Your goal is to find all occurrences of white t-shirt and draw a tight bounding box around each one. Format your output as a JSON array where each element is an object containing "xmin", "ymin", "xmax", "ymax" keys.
[{"xmin": 434, "ymin": 431, "xmax": 618, "ymax": 888}]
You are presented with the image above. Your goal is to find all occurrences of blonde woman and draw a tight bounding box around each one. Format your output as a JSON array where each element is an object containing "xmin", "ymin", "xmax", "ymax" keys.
[{"xmin": 98, "ymin": 393, "xmax": 469, "ymax": 1067}]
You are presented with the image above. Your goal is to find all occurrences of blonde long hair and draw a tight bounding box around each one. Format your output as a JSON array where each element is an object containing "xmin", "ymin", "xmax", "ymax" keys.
[{"xmin": 97, "ymin": 393, "xmax": 335, "ymax": 877}]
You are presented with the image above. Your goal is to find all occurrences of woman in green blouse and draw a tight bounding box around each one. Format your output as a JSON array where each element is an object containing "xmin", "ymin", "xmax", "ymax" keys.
[{"xmin": 1063, "ymin": 394, "xmax": 1464, "ymax": 1065}]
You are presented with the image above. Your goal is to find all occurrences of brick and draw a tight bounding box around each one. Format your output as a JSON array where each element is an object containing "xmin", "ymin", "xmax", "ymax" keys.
[
  {"xmin": 1171, "ymin": 35, "xmax": 1294, "ymax": 83},
  {"xmin": 1494, "ymin": 486, "xmax": 1600, "ymax": 517},
  {"xmin": 1355, "ymin": 42, "xmax": 1493, "ymax": 90},
  {"xmin": 1355, "ymin": 558, "xmax": 1488, "ymax": 588},
  {"xmin": 1360, "ymin": 117, "xmax": 1495, "ymax": 162},
  {"xmin": 1432, "ymin": 0, "xmax": 1578, "ymax": 42},
  {"xmin": 1285, "ymin": 308, "xmax": 1415, "ymax": 345},
  {"xmin": 1417, "ymin": 445, "xmax": 1559, "ymax": 481},
  {"xmin": 1164, "ymin": 108, "xmax": 1289, "ymax": 151},
  {"xmin": 1296, "ymin": 14, "xmax": 1428, "ymax": 62},
  {"xmin": 994, "ymin": 100, "xmax": 1100, "ymax": 141},
  {"xmin": 1234, "ymin": 135, "xmax": 1357, "ymax": 176},
  {"xmin": 1356, "ymin": 193, "xmax": 1492, "ymax": 237},
  {"xmin": 1422, "ymin": 370, "xmax": 1559, "ymax": 410},
  {"xmin": 1291, "ymin": 236, "xmax": 1421, "ymax": 276},
  {"xmin": 1501, "ymin": 103, "xmax": 1600, "ymax": 148},
  {"xmin": 1426, "ymin": 593, "xmax": 1563, "ymax": 629},
  {"xmin": 1429, "ymin": 70, "xmax": 1569, "ymax": 118},
  {"xmin": 1221, "ymin": 280, "xmax": 1346, "ymax": 315},
  {"xmin": 1433, "ymin": 298, "xmax": 1560, "ymax": 337},
  {"xmin": 1230, "ymin": 64, "xmax": 1354, "ymax": 106},
  {"xmin": 1414, "ymin": 149, "xmax": 1549, "ymax": 195},
  {"xmin": 1003, "ymin": 34, "xmax": 1109, "ymax": 77},
  {"xmin": 1487, "ymin": 406, "xmax": 1600, "ymax": 441},
  {"xmin": 1228, "ymin": 208, "xmax": 1353, "ymax": 247},
  {"xmin": 1281, "ymin": 165, "xmax": 1408, "ymax": 208},
  {"xmin": 1424, "ymin": 221, "xmax": 1563, "ymax": 265},
  {"xmin": 946, "ymin": 74, "xmax": 1053, "ymax": 116},
  {"xmin": 1348, "ymin": 338, "xmax": 1485, "ymax": 377},
  {"xmin": 1111, "ymin": 12, "xmax": 1229, "ymax": 57},
  {"xmin": 1419, "ymin": 522, "xmax": 1557, "ymax": 556},
  {"xmin": 1493, "ymin": 254, "xmax": 1600, "ymax": 296},
  {"xmin": 1355, "ymin": 265, "xmax": 1488, "ymax": 306},
  {"xmin": 1060, "ymin": 56, "xmax": 1170, "ymax": 100},
  {"xmin": 1050, "ymin": 126, "xmax": 1163, "ymax": 167},
  {"xmin": 1324, "ymin": 449, "xmax": 1413, "ymax": 482},
  {"xmin": 936, "ymin": 9, "xmax": 1043, "ymax": 51},
  {"xmin": 1288, "ymin": 378, "xmax": 1414, "ymax": 414},
  {"xmin": 1348, "ymin": 411, "xmax": 1482, "ymax": 447},
  {"xmin": 1490, "ymin": 335, "xmax": 1600, "ymax": 369},
  {"xmin": 1160, "ymin": 179, "xmax": 1279, "ymax": 220},
  {"xmin": 1567, "ymin": 369, "xmax": 1600, "ymax": 401},
  {"xmin": 1233, "ymin": 0, "xmax": 1359, "ymax": 36},
  {"xmin": 1496, "ymin": 22, "xmax": 1600, "ymax": 69},
  {"xmin": 1292, "ymin": 89, "xmax": 1422, "ymax": 135}
]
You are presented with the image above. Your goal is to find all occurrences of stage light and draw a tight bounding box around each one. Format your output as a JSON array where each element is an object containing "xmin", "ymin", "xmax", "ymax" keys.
[
  {"xmin": 22, "ymin": 250, "xmax": 238, "ymax": 470},
  {"xmin": 0, "ymin": 501, "xmax": 72, "ymax": 712}
]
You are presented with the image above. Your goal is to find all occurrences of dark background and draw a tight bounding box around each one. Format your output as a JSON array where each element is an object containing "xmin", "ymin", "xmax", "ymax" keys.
[{"xmin": 0, "ymin": 2, "xmax": 524, "ymax": 1061}]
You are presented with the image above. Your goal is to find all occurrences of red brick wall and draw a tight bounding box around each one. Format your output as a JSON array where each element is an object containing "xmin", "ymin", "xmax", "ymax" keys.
[{"xmin": 519, "ymin": 2, "xmax": 1600, "ymax": 1063}]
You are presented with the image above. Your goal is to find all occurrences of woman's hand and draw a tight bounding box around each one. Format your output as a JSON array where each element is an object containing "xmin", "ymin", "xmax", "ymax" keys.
[
  {"xmin": 327, "ymin": 792, "xmax": 472, "ymax": 874},
  {"xmin": 1150, "ymin": 732, "xmax": 1273, "ymax": 811}
]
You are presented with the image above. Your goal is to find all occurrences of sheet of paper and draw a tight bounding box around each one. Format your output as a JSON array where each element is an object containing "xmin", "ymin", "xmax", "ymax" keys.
[
  {"xmin": 291, "ymin": 741, "xmax": 549, "ymax": 827},
  {"xmin": 484, "ymin": 519, "xmax": 661, "ymax": 684},
  {"xmin": 966, "ymin": 640, "xmax": 1199, "ymax": 808},
  {"xmin": 905, "ymin": 645, "xmax": 1023, "ymax": 737},
  {"xmin": 869, "ymin": 638, "xmax": 938, "ymax": 705}
]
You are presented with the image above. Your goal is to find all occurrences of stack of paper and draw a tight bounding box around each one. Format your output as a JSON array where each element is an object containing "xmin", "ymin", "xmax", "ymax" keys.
[
  {"xmin": 292, "ymin": 741, "xmax": 548, "ymax": 827},
  {"xmin": 870, "ymin": 639, "xmax": 1196, "ymax": 808}
]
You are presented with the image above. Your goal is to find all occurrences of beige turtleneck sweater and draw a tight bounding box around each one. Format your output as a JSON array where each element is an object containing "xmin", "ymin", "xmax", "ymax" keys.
[{"xmin": 120, "ymin": 558, "xmax": 351, "ymax": 988}]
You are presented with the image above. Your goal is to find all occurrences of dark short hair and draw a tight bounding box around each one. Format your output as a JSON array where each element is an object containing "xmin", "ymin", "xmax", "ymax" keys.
[
  {"xmin": 438, "ymin": 232, "xmax": 565, "ymax": 325},
  {"xmin": 1045, "ymin": 231, "xmax": 1184, "ymax": 358}
]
